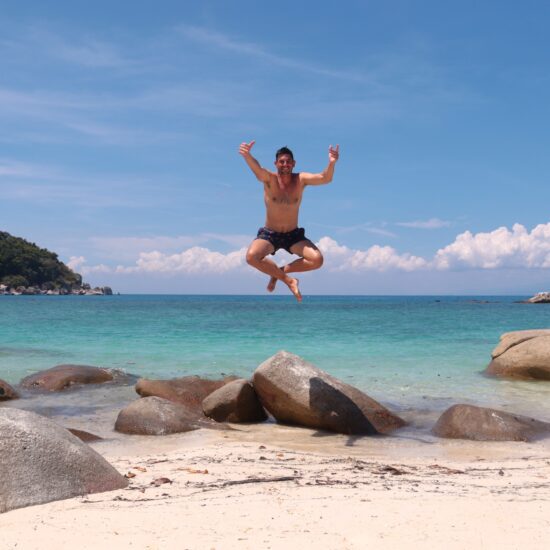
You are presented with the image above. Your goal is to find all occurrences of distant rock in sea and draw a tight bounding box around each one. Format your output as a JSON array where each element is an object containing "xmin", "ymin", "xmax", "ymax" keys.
[{"xmin": 522, "ymin": 292, "xmax": 550, "ymax": 304}]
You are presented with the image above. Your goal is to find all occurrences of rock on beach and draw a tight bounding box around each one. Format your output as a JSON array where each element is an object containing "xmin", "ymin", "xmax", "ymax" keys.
[
  {"xmin": 253, "ymin": 351, "xmax": 405, "ymax": 435},
  {"xmin": 115, "ymin": 396, "xmax": 201, "ymax": 435},
  {"xmin": 135, "ymin": 375, "xmax": 238, "ymax": 411},
  {"xmin": 0, "ymin": 379, "xmax": 19, "ymax": 400},
  {"xmin": 20, "ymin": 364, "xmax": 115, "ymax": 391},
  {"xmin": 202, "ymin": 378, "xmax": 267, "ymax": 423},
  {"xmin": 486, "ymin": 330, "xmax": 550, "ymax": 380},
  {"xmin": 0, "ymin": 408, "xmax": 127, "ymax": 513},
  {"xmin": 432, "ymin": 404, "xmax": 550, "ymax": 442}
]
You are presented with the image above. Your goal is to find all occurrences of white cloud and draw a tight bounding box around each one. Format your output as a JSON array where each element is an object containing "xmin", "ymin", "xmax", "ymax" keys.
[
  {"xmin": 318, "ymin": 237, "xmax": 427, "ymax": 272},
  {"xmin": 116, "ymin": 247, "xmax": 247, "ymax": 274},
  {"xmin": 433, "ymin": 223, "xmax": 550, "ymax": 270},
  {"xmin": 69, "ymin": 223, "xmax": 550, "ymax": 278},
  {"xmin": 397, "ymin": 218, "xmax": 451, "ymax": 229}
]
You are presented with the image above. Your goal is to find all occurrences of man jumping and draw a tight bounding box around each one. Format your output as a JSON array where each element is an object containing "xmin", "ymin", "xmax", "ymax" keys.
[{"xmin": 239, "ymin": 141, "xmax": 339, "ymax": 302}]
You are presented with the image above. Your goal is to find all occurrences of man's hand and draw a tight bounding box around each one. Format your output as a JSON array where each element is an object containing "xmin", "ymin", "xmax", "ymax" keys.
[
  {"xmin": 239, "ymin": 140, "xmax": 256, "ymax": 157},
  {"xmin": 329, "ymin": 144, "xmax": 340, "ymax": 164}
]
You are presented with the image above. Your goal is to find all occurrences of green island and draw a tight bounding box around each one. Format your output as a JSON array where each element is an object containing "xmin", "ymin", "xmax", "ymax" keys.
[{"xmin": 0, "ymin": 231, "xmax": 112, "ymax": 295}]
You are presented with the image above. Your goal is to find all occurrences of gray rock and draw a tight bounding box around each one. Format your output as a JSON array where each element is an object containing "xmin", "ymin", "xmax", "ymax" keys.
[
  {"xmin": 486, "ymin": 332, "xmax": 550, "ymax": 380},
  {"xmin": 526, "ymin": 292, "xmax": 550, "ymax": 303},
  {"xmin": 432, "ymin": 404, "xmax": 550, "ymax": 441},
  {"xmin": 0, "ymin": 408, "xmax": 127, "ymax": 513},
  {"xmin": 252, "ymin": 351, "xmax": 405, "ymax": 435},
  {"xmin": 0, "ymin": 379, "xmax": 19, "ymax": 400},
  {"xmin": 115, "ymin": 396, "xmax": 200, "ymax": 435},
  {"xmin": 202, "ymin": 379, "xmax": 267, "ymax": 423}
]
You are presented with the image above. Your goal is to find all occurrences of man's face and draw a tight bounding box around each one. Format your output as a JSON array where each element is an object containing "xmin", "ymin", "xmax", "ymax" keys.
[{"xmin": 275, "ymin": 154, "xmax": 295, "ymax": 175}]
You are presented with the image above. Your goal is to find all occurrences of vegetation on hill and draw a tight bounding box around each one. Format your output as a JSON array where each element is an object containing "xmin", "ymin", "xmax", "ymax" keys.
[{"xmin": 0, "ymin": 231, "xmax": 82, "ymax": 290}]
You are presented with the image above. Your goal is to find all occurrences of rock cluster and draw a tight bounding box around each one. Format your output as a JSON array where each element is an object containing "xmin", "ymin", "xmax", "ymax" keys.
[
  {"xmin": 524, "ymin": 292, "xmax": 550, "ymax": 303},
  {"xmin": 0, "ymin": 283, "xmax": 113, "ymax": 296}
]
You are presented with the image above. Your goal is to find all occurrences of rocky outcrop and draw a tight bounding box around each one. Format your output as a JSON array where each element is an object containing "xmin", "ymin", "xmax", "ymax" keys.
[
  {"xmin": 252, "ymin": 351, "xmax": 405, "ymax": 435},
  {"xmin": 432, "ymin": 404, "xmax": 550, "ymax": 441},
  {"xmin": 135, "ymin": 375, "xmax": 238, "ymax": 411},
  {"xmin": 115, "ymin": 396, "xmax": 200, "ymax": 435},
  {"xmin": 486, "ymin": 330, "xmax": 550, "ymax": 380},
  {"xmin": 0, "ymin": 379, "xmax": 19, "ymax": 400},
  {"xmin": 0, "ymin": 408, "xmax": 127, "ymax": 513},
  {"xmin": 20, "ymin": 364, "xmax": 133, "ymax": 391},
  {"xmin": 524, "ymin": 292, "xmax": 550, "ymax": 303},
  {"xmin": 202, "ymin": 379, "xmax": 267, "ymax": 423}
]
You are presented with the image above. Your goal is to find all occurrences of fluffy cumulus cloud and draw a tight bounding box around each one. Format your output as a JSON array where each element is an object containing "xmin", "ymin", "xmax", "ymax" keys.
[
  {"xmin": 115, "ymin": 247, "xmax": 247, "ymax": 274},
  {"xmin": 317, "ymin": 237, "xmax": 427, "ymax": 272},
  {"xmin": 68, "ymin": 223, "xmax": 550, "ymax": 277},
  {"xmin": 433, "ymin": 223, "xmax": 550, "ymax": 270}
]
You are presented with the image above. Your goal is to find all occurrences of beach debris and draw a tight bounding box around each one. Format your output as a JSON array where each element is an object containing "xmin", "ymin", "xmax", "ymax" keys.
[
  {"xmin": 177, "ymin": 467, "xmax": 209, "ymax": 474},
  {"xmin": 202, "ymin": 378, "xmax": 267, "ymax": 423},
  {"xmin": 125, "ymin": 472, "xmax": 136, "ymax": 479},
  {"xmin": 0, "ymin": 408, "xmax": 127, "ymax": 513},
  {"xmin": 151, "ymin": 477, "xmax": 172, "ymax": 486},
  {"xmin": 0, "ymin": 379, "xmax": 19, "ymax": 400},
  {"xmin": 377, "ymin": 465, "xmax": 406, "ymax": 476},
  {"xmin": 432, "ymin": 404, "xmax": 550, "ymax": 442},
  {"xmin": 252, "ymin": 351, "xmax": 405, "ymax": 435},
  {"xmin": 486, "ymin": 330, "xmax": 550, "ymax": 380},
  {"xmin": 133, "ymin": 466, "xmax": 147, "ymax": 472}
]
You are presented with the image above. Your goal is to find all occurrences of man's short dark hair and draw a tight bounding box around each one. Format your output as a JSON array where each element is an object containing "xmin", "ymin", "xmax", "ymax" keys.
[{"xmin": 275, "ymin": 146, "xmax": 294, "ymax": 160}]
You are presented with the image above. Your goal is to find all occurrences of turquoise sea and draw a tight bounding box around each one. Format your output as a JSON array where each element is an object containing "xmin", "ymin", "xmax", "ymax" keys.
[{"xmin": 2, "ymin": 295, "xmax": 550, "ymax": 424}]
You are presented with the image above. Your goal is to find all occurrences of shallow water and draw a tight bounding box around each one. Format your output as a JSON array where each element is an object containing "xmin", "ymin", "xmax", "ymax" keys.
[{"xmin": 1, "ymin": 295, "xmax": 550, "ymax": 423}]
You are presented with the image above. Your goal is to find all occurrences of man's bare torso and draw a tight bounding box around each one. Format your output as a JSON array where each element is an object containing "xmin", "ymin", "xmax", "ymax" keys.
[{"xmin": 263, "ymin": 172, "xmax": 304, "ymax": 233}]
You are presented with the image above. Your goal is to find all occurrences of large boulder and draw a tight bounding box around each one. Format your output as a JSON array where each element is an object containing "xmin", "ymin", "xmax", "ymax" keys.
[
  {"xmin": 135, "ymin": 375, "xmax": 238, "ymax": 411},
  {"xmin": 486, "ymin": 330, "xmax": 550, "ymax": 380},
  {"xmin": 115, "ymin": 396, "xmax": 201, "ymax": 435},
  {"xmin": 202, "ymin": 379, "xmax": 267, "ymax": 423},
  {"xmin": 432, "ymin": 404, "xmax": 550, "ymax": 442},
  {"xmin": 20, "ymin": 364, "xmax": 121, "ymax": 391},
  {"xmin": 0, "ymin": 408, "xmax": 127, "ymax": 513},
  {"xmin": 252, "ymin": 351, "xmax": 405, "ymax": 435},
  {"xmin": 0, "ymin": 379, "xmax": 19, "ymax": 400},
  {"xmin": 525, "ymin": 292, "xmax": 550, "ymax": 303}
]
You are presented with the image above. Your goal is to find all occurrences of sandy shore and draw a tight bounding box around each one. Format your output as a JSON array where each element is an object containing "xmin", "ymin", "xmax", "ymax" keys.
[{"xmin": 2, "ymin": 421, "xmax": 550, "ymax": 550}]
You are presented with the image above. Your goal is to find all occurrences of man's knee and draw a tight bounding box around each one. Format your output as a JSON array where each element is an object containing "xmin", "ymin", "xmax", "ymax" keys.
[
  {"xmin": 246, "ymin": 250, "xmax": 264, "ymax": 266},
  {"xmin": 311, "ymin": 251, "xmax": 323, "ymax": 269}
]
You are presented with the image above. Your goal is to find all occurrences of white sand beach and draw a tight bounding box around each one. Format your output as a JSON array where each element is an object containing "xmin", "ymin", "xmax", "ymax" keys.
[{"xmin": 2, "ymin": 422, "xmax": 550, "ymax": 550}]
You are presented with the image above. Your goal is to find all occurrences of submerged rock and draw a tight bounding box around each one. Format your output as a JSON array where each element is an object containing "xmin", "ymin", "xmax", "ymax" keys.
[
  {"xmin": 20, "ymin": 364, "xmax": 114, "ymax": 391},
  {"xmin": 115, "ymin": 396, "xmax": 201, "ymax": 435},
  {"xmin": 135, "ymin": 375, "xmax": 238, "ymax": 411},
  {"xmin": 432, "ymin": 404, "xmax": 550, "ymax": 441},
  {"xmin": 486, "ymin": 330, "xmax": 550, "ymax": 380},
  {"xmin": 202, "ymin": 379, "xmax": 267, "ymax": 423},
  {"xmin": 0, "ymin": 379, "xmax": 19, "ymax": 400},
  {"xmin": 252, "ymin": 351, "xmax": 405, "ymax": 435},
  {"xmin": 0, "ymin": 408, "xmax": 127, "ymax": 513}
]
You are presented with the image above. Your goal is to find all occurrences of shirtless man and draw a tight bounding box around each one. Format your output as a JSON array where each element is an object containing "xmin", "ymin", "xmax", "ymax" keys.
[{"xmin": 239, "ymin": 141, "xmax": 339, "ymax": 302}]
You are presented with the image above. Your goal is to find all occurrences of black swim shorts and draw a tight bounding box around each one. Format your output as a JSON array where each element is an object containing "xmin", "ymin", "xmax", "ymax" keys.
[{"xmin": 256, "ymin": 226, "xmax": 306, "ymax": 255}]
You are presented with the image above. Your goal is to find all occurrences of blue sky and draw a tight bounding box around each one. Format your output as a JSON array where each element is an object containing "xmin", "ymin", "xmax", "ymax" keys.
[{"xmin": 1, "ymin": 1, "xmax": 550, "ymax": 294}]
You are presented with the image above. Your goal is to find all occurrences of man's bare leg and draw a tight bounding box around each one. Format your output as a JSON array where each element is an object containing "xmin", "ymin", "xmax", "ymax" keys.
[
  {"xmin": 267, "ymin": 240, "xmax": 323, "ymax": 292},
  {"xmin": 246, "ymin": 239, "xmax": 302, "ymax": 302}
]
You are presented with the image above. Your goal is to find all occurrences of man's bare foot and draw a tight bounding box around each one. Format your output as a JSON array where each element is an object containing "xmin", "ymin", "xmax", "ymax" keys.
[
  {"xmin": 267, "ymin": 267, "xmax": 284, "ymax": 292},
  {"xmin": 285, "ymin": 277, "xmax": 302, "ymax": 302}
]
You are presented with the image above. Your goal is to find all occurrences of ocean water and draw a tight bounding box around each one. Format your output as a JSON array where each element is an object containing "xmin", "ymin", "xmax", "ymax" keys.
[{"xmin": 1, "ymin": 295, "xmax": 550, "ymax": 424}]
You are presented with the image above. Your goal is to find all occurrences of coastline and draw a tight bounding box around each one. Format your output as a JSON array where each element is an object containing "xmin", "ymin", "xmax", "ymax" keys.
[{"xmin": 2, "ymin": 423, "xmax": 549, "ymax": 549}]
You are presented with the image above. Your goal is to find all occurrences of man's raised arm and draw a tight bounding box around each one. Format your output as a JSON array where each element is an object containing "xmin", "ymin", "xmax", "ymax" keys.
[
  {"xmin": 239, "ymin": 140, "xmax": 270, "ymax": 182},
  {"xmin": 299, "ymin": 145, "xmax": 340, "ymax": 186}
]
